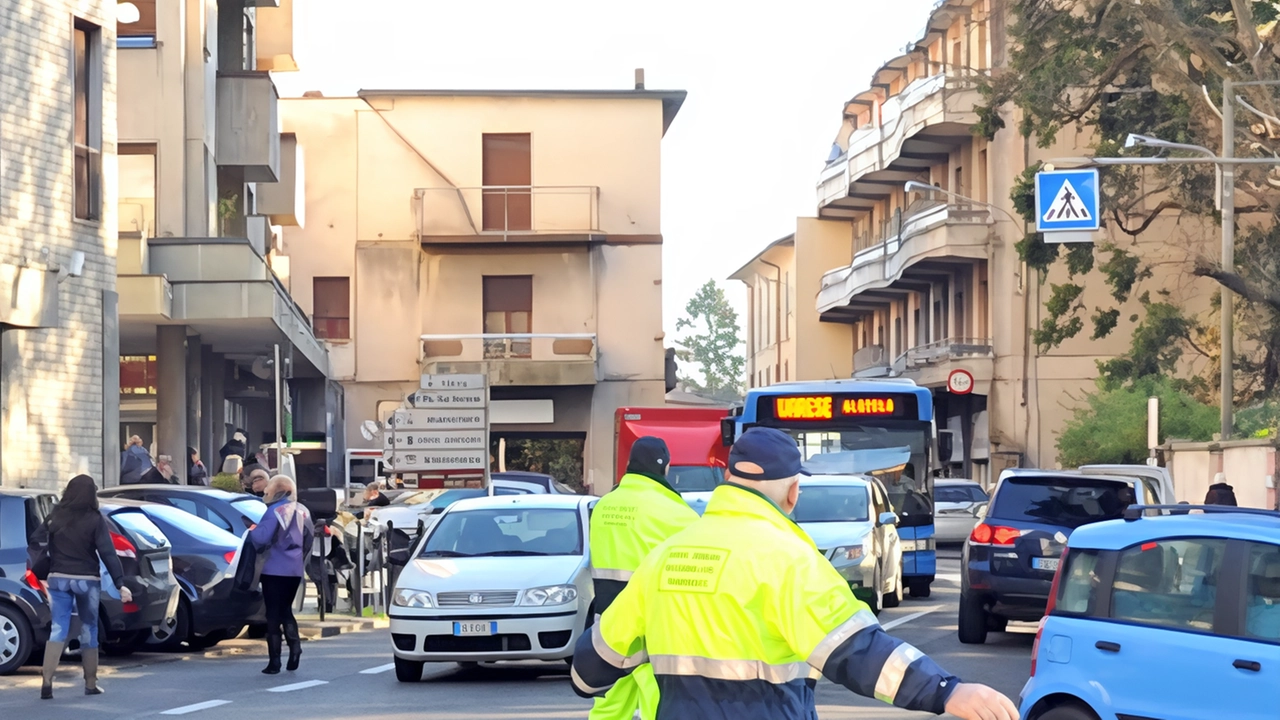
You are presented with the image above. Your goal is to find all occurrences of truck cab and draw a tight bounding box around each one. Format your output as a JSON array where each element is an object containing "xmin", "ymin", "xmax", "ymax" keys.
[{"xmin": 614, "ymin": 407, "xmax": 730, "ymax": 504}]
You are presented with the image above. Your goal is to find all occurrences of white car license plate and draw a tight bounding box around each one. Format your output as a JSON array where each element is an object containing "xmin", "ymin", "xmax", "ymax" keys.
[
  {"xmin": 1033, "ymin": 557, "xmax": 1060, "ymax": 572},
  {"xmin": 453, "ymin": 621, "xmax": 496, "ymax": 637}
]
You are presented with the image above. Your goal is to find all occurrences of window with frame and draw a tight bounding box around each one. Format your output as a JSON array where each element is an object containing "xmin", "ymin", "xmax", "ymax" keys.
[
  {"xmin": 1244, "ymin": 542, "xmax": 1280, "ymax": 642},
  {"xmin": 74, "ymin": 19, "xmax": 103, "ymax": 221},
  {"xmin": 312, "ymin": 277, "xmax": 351, "ymax": 340},
  {"xmin": 482, "ymin": 276, "xmax": 532, "ymax": 358},
  {"xmin": 116, "ymin": 0, "xmax": 157, "ymax": 47},
  {"xmin": 481, "ymin": 134, "xmax": 532, "ymax": 232},
  {"xmin": 1055, "ymin": 549, "xmax": 1102, "ymax": 616},
  {"xmin": 1110, "ymin": 538, "xmax": 1225, "ymax": 632},
  {"xmin": 119, "ymin": 145, "xmax": 156, "ymax": 236}
]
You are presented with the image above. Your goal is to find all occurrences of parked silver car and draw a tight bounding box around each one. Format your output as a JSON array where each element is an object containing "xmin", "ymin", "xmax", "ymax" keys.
[{"xmin": 934, "ymin": 479, "xmax": 988, "ymax": 544}]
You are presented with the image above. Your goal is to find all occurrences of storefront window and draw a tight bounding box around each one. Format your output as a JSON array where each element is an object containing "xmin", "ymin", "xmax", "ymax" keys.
[{"xmin": 120, "ymin": 355, "xmax": 158, "ymax": 394}]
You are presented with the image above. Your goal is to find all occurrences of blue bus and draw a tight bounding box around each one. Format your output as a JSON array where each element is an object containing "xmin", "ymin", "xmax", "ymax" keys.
[{"xmin": 721, "ymin": 378, "xmax": 937, "ymax": 597}]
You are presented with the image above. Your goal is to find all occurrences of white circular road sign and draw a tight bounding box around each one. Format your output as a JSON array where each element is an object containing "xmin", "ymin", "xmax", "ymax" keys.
[{"xmin": 948, "ymin": 369, "xmax": 974, "ymax": 395}]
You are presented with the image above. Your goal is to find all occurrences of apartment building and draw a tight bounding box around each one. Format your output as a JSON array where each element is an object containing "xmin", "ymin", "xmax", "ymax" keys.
[
  {"xmin": 279, "ymin": 79, "xmax": 684, "ymax": 493},
  {"xmin": 737, "ymin": 0, "xmax": 1216, "ymax": 481},
  {"xmin": 113, "ymin": 0, "xmax": 338, "ymax": 486},
  {"xmin": 0, "ymin": 1, "xmax": 118, "ymax": 489}
]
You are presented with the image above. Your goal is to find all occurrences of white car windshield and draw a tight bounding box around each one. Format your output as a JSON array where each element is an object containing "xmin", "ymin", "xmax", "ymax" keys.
[
  {"xmin": 420, "ymin": 507, "xmax": 582, "ymax": 558},
  {"xmin": 793, "ymin": 485, "xmax": 870, "ymax": 523}
]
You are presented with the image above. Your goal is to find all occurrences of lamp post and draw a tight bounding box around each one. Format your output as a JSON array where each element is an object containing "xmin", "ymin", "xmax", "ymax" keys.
[{"xmin": 1048, "ymin": 79, "xmax": 1280, "ymax": 439}]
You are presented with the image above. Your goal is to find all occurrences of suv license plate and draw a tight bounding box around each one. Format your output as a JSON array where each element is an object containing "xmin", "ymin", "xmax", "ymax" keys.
[
  {"xmin": 1033, "ymin": 557, "xmax": 1060, "ymax": 572},
  {"xmin": 150, "ymin": 557, "xmax": 170, "ymax": 576},
  {"xmin": 453, "ymin": 621, "xmax": 496, "ymax": 637}
]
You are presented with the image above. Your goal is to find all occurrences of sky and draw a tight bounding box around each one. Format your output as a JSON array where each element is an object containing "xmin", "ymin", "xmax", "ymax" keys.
[{"xmin": 273, "ymin": 0, "xmax": 939, "ymax": 341}]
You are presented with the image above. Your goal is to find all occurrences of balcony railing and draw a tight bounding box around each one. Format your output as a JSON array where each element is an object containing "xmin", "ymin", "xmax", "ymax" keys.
[
  {"xmin": 420, "ymin": 333, "xmax": 597, "ymax": 362},
  {"xmin": 416, "ymin": 186, "xmax": 601, "ymax": 240},
  {"xmin": 892, "ymin": 337, "xmax": 993, "ymax": 371}
]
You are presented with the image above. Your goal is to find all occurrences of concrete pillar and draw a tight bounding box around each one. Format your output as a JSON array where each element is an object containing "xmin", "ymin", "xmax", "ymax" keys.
[
  {"xmin": 156, "ymin": 325, "xmax": 189, "ymax": 483},
  {"xmin": 186, "ymin": 334, "xmax": 202, "ymax": 479},
  {"xmin": 200, "ymin": 345, "xmax": 215, "ymax": 471},
  {"xmin": 210, "ymin": 353, "xmax": 226, "ymax": 465}
]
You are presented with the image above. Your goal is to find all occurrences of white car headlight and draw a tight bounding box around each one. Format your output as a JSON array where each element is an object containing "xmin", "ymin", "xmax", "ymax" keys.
[
  {"xmin": 521, "ymin": 585, "xmax": 578, "ymax": 606},
  {"xmin": 392, "ymin": 588, "xmax": 433, "ymax": 608},
  {"xmin": 832, "ymin": 544, "xmax": 866, "ymax": 561}
]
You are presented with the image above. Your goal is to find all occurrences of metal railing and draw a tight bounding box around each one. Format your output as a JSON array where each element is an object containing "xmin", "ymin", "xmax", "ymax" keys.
[
  {"xmin": 853, "ymin": 199, "xmax": 991, "ymax": 256},
  {"xmin": 420, "ymin": 333, "xmax": 597, "ymax": 362},
  {"xmin": 892, "ymin": 337, "xmax": 993, "ymax": 371},
  {"xmin": 416, "ymin": 185, "xmax": 601, "ymax": 239}
]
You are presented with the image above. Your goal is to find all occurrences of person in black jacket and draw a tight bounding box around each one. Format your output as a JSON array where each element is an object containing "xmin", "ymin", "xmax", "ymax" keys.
[
  {"xmin": 1205, "ymin": 473, "xmax": 1239, "ymax": 506},
  {"xmin": 30, "ymin": 475, "xmax": 132, "ymax": 699}
]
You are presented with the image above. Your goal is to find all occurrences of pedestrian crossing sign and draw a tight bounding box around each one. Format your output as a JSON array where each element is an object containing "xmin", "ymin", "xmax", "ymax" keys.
[{"xmin": 1035, "ymin": 169, "xmax": 1100, "ymax": 233}]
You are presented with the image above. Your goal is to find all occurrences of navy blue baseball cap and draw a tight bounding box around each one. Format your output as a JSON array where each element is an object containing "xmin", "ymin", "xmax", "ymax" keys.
[{"xmin": 728, "ymin": 427, "xmax": 808, "ymax": 481}]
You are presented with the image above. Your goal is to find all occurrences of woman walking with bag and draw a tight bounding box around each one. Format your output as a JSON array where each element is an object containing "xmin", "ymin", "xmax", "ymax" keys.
[
  {"xmin": 29, "ymin": 475, "xmax": 133, "ymax": 699},
  {"xmin": 249, "ymin": 475, "xmax": 313, "ymax": 674}
]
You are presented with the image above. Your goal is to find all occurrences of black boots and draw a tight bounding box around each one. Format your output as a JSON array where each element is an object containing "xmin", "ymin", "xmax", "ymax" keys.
[
  {"xmin": 262, "ymin": 633, "xmax": 282, "ymax": 674},
  {"xmin": 284, "ymin": 621, "xmax": 302, "ymax": 672},
  {"xmin": 83, "ymin": 647, "xmax": 103, "ymax": 695}
]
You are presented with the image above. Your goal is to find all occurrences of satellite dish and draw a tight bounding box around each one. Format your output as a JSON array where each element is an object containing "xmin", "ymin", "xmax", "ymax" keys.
[
  {"xmin": 360, "ymin": 420, "xmax": 380, "ymax": 442},
  {"xmin": 250, "ymin": 356, "xmax": 274, "ymax": 380}
]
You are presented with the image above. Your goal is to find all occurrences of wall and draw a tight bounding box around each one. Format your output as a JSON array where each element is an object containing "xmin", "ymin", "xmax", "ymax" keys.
[
  {"xmin": 0, "ymin": 0, "xmax": 118, "ymax": 489},
  {"xmin": 795, "ymin": 218, "xmax": 853, "ymax": 381},
  {"xmin": 1165, "ymin": 440, "xmax": 1278, "ymax": 510}
]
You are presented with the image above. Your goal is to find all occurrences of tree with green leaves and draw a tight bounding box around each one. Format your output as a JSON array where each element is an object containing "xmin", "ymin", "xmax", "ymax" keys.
[
  {"xmin": 978, "ymin": 0, "xmax": 1280, "ymax": 408},
  {"xmin": 675, "ymin": 280, "xmax": 745, "ymax": 399},
  {"xmin": 1056, "ymin": 376, "xmax": 1220, "ymax": 466}
]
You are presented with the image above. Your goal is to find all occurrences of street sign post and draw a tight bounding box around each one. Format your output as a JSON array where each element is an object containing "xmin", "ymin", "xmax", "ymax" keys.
[
  {"xmin": 1035, "ymin": 168, "xmax": 1100, "ymax": 242},
  {"xmin": 387, "ymin": 374, "xmax": 490, "ymax": 487}
]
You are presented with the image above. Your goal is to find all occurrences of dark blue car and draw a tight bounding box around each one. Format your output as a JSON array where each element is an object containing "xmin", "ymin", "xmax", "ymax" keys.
[
  {"xmin": 959, "ymin": 469, "xmax": 1136, "ymax": 644},
  {"xmin": 0, "ymin": 489, "xmax": 55, "ymax": 674},
  {"xmin": 99, "ymin": 485, "xmax": 267, "ymax": 537}
]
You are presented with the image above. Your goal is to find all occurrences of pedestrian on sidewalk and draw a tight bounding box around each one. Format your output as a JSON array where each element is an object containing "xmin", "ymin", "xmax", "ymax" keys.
[
  {"xmin": 244, "ymin": 465, "xmax": 270, "ymax": 497},
  {"xmin": 249, "ymin": 475, "xmax": 314, "ymax": 675},
  {"xmin": 188, "ymin": 447, "xmax": 209, "ymax": 486},
  {"xmin": 220, "ymin": 429, "xmax": 248, "ymax": 467},
  {"xmin": 120, "ymin": 435, "xmax": 153, "ymax": 485},
  {"xmin": 1205, "ymin": 473, "xmax": 1238, "ymax": 506},
  {"xmin": 140, "ymin": 455, "xmax": 177, "ymax": 484},
  {"xmin": 29, "ymin": 475, "xmax": 133, "ymax": 699}
]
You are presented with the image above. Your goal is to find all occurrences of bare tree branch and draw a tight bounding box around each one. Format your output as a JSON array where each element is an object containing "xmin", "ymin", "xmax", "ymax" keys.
[
  {"xmin": 1193, "ymin": 258, "xmax": 1280, "ymax": 314},
  {"xmin": 1111, "ymin": 201, "xmax": 1182, "ymax": 236}
]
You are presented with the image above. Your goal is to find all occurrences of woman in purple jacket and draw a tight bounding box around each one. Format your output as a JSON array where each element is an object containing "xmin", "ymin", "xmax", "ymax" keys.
[{"xmin": 249, "ymin": 475, "xmax": 314, "ymax": 674}]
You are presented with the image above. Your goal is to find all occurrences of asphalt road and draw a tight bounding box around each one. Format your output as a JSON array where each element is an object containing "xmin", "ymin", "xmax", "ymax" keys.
[{"xmin": 0, "ymin": 550, "xmax": 1036, "ymax": 719}]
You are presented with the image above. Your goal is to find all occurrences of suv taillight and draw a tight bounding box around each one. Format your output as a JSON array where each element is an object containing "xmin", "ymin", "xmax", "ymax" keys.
[
  {"xmin": 111, "ymin": 531, "xmax": 137, "ymax": 558},
  {"xmin": 22, "ymin": 569, "xmax": 44, "ymax": 594},
  {"xmin": 969, "ymin": 523, "xmax": 1021, "ymax": 546}
]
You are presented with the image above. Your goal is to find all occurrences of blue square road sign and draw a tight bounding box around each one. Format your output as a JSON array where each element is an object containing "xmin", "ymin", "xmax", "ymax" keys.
[{"xmin": 1035, "ymin": 169, "xmax": 1100, "ymax": 233}]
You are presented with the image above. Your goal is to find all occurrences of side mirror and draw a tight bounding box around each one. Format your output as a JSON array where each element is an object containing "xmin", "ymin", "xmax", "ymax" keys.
[
  {"xmin": 719, "ymin": 418, "xmax": 736, "ymax": 448},
  {"xmin": 430, "ymin": 507, "xmax": 445, "ymax": 515},
  {"xmin": 879, "ymin": 511, "xmax": 899, "ymax": 526}
]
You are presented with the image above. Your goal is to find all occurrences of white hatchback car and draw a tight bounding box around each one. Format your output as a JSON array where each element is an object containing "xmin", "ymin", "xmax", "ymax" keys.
[{"xmin": 388, "ymin": 494, "xmax": 596, "ymax": 682}]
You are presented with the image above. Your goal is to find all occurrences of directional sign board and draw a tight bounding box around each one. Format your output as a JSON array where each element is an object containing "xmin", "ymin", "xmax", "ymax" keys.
[
  {"xmin": 387, "ymin": 374, "xmax": 490, "ymax": 476},
  {"xmin": 1035, "ymin": 169, "xmax": 1100, "ymax": 236}
]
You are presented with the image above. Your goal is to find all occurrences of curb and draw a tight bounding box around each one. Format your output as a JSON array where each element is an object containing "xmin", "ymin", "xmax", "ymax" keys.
[{"xmin": 295, "ymin": 615, "xmax": 389, "ymax": 640}]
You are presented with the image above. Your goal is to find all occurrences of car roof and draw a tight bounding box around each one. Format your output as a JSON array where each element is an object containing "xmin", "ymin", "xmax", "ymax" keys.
[
  {"xmin": 1068, "ymin": 510, "xmax": 1280, "ymax": 550},
  {"xmin": 446, "ymin": 494, "xmax": 593, "ymax": 513},
  {"xmin": 0, "ymin": 488, "xmax": 57, "ymax": 498},
  {"xmin": 936, "ymin": 479, "xmax": 980, "ymax": 486},
  {"xmin": 998, "ymin": 468, "xmax": 1135, "ymax": 485},
  {"xmin": 100, "ymin": 485, "xmax": 248, "ymax": 501},
  {"xmin": 99, "ymin": 497, "xmax": 163, "ymax": 511},
  {"xmin": 799, "ymin": 475, "xmax": 870, "ymax": 488}
]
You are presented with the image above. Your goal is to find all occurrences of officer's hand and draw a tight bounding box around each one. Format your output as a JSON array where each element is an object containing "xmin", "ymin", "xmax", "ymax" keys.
[
  {"xmin": 119, "ymin": 587, "xmax": 133, "ymax": 604},
  {"xmin": 943, "ymin": 682, "xmax": 1019, "ymax": 720}
]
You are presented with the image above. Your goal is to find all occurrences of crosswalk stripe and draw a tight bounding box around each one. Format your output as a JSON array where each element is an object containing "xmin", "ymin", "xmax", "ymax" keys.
[
  {"xmin": 268, "ymin": 679, "xmax": 329, "ymax": 693},
  {"xmin": 161, "ymin": 700, "xmax": 232, "ymax": 715},
  {"xmin": 360, "ymin": 663, "xmax": 396, "ymax": 674}
]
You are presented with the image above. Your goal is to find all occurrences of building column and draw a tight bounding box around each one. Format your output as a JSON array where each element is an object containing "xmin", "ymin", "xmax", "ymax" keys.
[
  {"xmin": 186, "ymin": 334, "xmax": 202, "ymax": 481},
  {"xmin": 200, "ymin": 345, "xmax": 215, "ymax": 472},
  {"xmin": 210, "ymin": 353, "xmax": 226, "ymax": 464},
  {"xmin": 156, "ymin": 325, "xmax": 189, "ymax": 483}
]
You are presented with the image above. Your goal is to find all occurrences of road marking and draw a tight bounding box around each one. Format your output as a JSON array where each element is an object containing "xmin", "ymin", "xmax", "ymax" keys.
[
  {"xmin": 161, "ymin": 700, "xmax": 232, "ymax": 715},
  {"xmin": 360, "ymin": 663, "xmax": 396, "ymax": 675},
  {"xmin": 880, "ymin": 607, "xmax": 940, "ymax": 631},
  {"xmin": 268, "ymin": 679, "xmax": 329, "ymax": 693}
]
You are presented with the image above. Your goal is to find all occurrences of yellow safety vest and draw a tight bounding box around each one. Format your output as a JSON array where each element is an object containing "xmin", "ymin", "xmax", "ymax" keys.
[
  {"xmin": 590, "ymin": 473, "xmax": 699, "ymax": 610},
  {"xmin": 572, "ymin": 483, "xmax": 959, "ymax": 720}
]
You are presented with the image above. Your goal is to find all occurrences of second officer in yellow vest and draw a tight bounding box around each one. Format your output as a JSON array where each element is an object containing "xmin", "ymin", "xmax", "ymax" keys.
[
  {"xmin": 573, "ymin": 427, "xmax": 1019, "ymax": 720},
  {"xmin": 588, "ymin": 437, "xmax": 700, "ymax": 720}
]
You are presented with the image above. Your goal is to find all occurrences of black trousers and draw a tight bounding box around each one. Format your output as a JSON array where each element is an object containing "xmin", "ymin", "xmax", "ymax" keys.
[{"xmin": 261, "ymin": 574, "xmax": 301, "ymax": 635}]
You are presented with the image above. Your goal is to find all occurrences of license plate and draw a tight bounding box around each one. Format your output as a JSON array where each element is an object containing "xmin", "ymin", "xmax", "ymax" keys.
[
  {"xmin": 1033, "ymin": 557, "xmax": 1060, "ymax": 572},
  {"xmin": 453, "ymin": 621, "xmax": 496, "ymax": 637},
  {"xmin": 150, "ymin": 557, "xmax": 170, "ymax": 576}
]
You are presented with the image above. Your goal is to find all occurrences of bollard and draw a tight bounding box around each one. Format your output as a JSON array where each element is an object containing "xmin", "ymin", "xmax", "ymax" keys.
[
  {"xmin": 383, "ymin": 521, "xmax": 393, "ymax": 611},
  {"xmin": 356, "ymin": 522, "xmax": 365, "ymax": 617}
]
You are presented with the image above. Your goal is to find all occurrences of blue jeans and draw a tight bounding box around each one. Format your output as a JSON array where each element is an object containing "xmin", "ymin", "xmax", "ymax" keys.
[{"xmin": 48, "ymin": 577, "xmax": 101, "ymax": 647}]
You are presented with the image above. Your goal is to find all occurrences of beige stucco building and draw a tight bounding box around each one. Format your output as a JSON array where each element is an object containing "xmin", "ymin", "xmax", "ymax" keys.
[
  {"xmin": 278, "ymin": 82, "xmax": 684, "ymax": 494},
  {"xmin": 0, "ymin": 0, "xmax": 119, "ymax": 489},
  {"xmin": 113, "ymin": 0, "xmax": 338, "ymax": 486},
  {"xmin": 735, "ymin": 0, "xmax": 1216, "ymax": 483}
]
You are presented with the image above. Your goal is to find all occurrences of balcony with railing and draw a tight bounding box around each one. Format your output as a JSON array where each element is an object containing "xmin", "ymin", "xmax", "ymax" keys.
[
  {"xmin": 817, "ymin": 70, "xmax": 981, "ymax": 217},
  {"xmin": 817, "ymin": 199, "xmax": 991, "ymax": 316},
  {"xmin": 893, "ymin": 337, "xmax": 993, "ymax": 372},
  {"xmin": 420, "ymin": 333, "xmax": 598, "ymax": 386},
  {"xmin": 416, "ymin": 186, "xmax": 601, "ymax": 244}
]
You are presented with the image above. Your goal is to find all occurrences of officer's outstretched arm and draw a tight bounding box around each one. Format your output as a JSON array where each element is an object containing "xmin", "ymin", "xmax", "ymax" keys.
[
  {"xmin": 569, "ymin": 570, "xmax": 648, "ymax": 699},
  {"xmin": 777, "ymin": 557, "xmax": 960, "ymax": 715}
]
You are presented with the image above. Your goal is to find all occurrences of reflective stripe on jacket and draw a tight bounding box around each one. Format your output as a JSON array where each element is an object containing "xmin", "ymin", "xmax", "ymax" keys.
[
  {"xmin": 572, "ymin": 483, "xmax": 959, "ymax": 720},
  {"xmin": 589, "ymin": 473, "xmax": 699, "ymax": 613}
]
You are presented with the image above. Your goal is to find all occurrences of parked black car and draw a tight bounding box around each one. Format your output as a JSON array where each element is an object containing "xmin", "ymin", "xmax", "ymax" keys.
[
  {"xmin": 99, "ymin": 485, "xmax": 267, "ymax": 537},
  {"xmin": 960, "ymin": 469, "xmax": 1136, "ymax": 644},
  {"xmin": 100, "ymin": 500, "xmax": 263, "ymax": 651},
  {"xmin": 0, "ymin": 489, "xmax": 54, "ymax": 674},
  {"xmin": 96, "ymin": 506, "xmax": 183, "ymax": 655}
]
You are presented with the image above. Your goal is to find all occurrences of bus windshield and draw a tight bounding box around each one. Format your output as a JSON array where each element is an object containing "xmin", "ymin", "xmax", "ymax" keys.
[{"xmin": 783, "ymin": 424, "xmax": 933, "ymax": 527}]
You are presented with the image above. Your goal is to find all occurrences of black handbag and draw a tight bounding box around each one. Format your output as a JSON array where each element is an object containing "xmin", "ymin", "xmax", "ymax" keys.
[{"xmin": 27, "ymin": 518, "xmax": 53, "ymax": 581}]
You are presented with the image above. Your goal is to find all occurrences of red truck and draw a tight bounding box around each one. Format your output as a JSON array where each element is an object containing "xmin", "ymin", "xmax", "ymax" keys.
[{"xmin": 614, "ymin": 407, "xmax": 730, "ymax": 496}]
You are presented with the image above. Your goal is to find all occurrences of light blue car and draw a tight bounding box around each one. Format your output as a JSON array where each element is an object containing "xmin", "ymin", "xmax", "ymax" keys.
[{"xmin": 1020, "ymin": 506, "xmax": 1280, "ymax": 720}]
